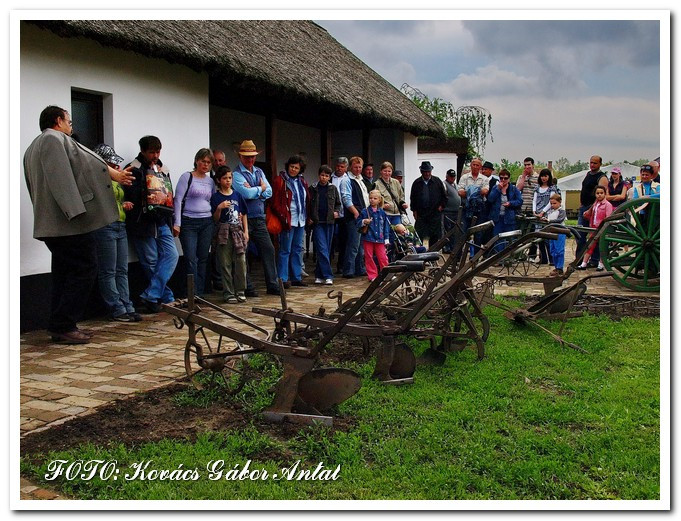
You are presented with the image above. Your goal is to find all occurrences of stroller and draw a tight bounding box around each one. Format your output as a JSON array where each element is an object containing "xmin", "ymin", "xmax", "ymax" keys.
[{"xmin": 388, "ymin": 214, "xmax": 427, "ymax": 262}]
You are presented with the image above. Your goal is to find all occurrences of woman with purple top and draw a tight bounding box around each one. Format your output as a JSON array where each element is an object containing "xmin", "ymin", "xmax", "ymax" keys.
[{"xmin": 173, "ymin": 148, "xmax": 216, "ymax": 297}]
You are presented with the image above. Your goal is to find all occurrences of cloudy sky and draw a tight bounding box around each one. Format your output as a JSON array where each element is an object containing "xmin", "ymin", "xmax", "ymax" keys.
[{"xmin": 317, "ymin": 18, "xmax": 664, "ymax": 166}]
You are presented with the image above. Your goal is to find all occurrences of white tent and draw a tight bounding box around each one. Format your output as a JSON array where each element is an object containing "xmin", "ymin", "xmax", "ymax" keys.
[{"xmin": 557, "ymin": 162, "xmax": 641, "ymax": 191}]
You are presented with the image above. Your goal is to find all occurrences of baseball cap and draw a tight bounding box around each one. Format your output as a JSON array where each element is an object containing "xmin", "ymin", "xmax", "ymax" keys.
[{"xmin": 93, "ymin": 143, "xmax": 124, "ymax": 165}]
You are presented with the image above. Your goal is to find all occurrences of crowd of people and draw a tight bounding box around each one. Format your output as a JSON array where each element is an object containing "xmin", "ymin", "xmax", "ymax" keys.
[{"xmin": 23, "ymin": 105, "xmax": 662, "ymax": 344}]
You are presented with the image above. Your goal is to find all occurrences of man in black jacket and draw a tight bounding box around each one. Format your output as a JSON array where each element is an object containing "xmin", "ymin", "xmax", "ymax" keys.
[
  {"xmin": 410, "ymin": 161, "xmax": 447, "ymax": 247},
  {"xmin": 124, "ymin": 136, "xmax": 179, "ymax": 313}
]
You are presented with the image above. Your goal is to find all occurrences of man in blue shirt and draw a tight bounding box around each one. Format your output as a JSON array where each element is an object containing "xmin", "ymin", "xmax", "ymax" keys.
[{"xmin": 232, "ymin": 140, "xmax": 280, "ymax": 295}]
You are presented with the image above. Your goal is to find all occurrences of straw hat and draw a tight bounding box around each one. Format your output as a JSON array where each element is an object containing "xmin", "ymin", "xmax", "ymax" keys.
[{"xmin": 237, "ymin": 140, "xmax": 260, "ymax": 156}]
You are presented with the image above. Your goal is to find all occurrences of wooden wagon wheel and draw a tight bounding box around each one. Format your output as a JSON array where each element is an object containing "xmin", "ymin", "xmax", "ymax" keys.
[
  {"xmin": 183, "ymin": 326, "xmax": 251, "ymax": 395},
  {"xmin": 599, "ymin": 196, "xmax": 660, "ymax": 292}
]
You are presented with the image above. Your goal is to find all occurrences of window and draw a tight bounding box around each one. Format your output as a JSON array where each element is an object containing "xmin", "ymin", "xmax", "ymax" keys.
[{"xmin": 71, "ymin": 90, "xmax": 103, "ymax": 149}]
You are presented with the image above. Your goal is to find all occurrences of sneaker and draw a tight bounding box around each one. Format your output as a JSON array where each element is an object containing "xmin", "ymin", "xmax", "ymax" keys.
[
  {"xmin": 127, "ymin": 312, "xmax": 143, "ymax": 322},
  {"xmin": 224, "ymin": 296, "xmax": 238, "ymax": 304},
  {"xmin": 237, "ymin": 294, "xmax": 246, "ymax": 303},
  {"xmin": 291, "ymin": 280, "xmax": 308, "ymax": 287},
  {"xmin": 596, "ymin": 265, "xmax": 605, "ymax": 272},
  {"xmin": 325, "ymin": 279, "xmax": 334, "ymax": 285},
  {"xmin": 112, "ymin": 313, "xmax": 133, "ymax": 322},
  {"xmin": 314, "ymin": 278, "xmax": 324, "ymax": 284}
]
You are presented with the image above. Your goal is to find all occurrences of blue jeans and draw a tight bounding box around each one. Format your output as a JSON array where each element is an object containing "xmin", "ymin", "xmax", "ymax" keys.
[
  {"xmin": 131, "ymin": 224, "xmax": 179, "ymax": 304},
  {"xmin": 94, "ymin": 222, "xmax": 134, "ymax": 317},
  {"xmin": 248, "ymin": 217, "xmax": 279, "ymax": 291},
  {"xmin": 550, "ymin": 233, "xmax": 566, "ymax": 270},
  {"xmin": 442, "ymin": 212, "xmax": 461, "ymax": 254},
  {"xmin": 313, "ymin": 223, "xmax": 335, "ymax": 280},
  {"xmin": 277, "ymin": 225, "xmax": 305, "ymax": 282},
  {"xmin": 577, "ymin": 205, "xmax": 600, "ymax": 265},
  {"xmin": 492, "ymin": 219, "xmax": 517, "ymax": 253},
  {"xmin": 179, "ymin": 217, "xmax": 214, "ymax": 297},
  {"xmin": 343, "ymin": 218, "xmax": 366, "ymax": 276}
]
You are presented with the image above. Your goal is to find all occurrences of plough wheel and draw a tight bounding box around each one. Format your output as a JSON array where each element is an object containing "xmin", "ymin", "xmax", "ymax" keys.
[
  {"xmin": 599, "ymin": 197, "xmax": 660, "ymax": 292},
  {"xmin": 184, "ymin": 334, "xmax": 250, "ymax": 395}
]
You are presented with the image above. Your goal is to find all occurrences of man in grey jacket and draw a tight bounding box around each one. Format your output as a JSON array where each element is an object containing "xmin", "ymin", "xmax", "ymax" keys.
[
  {"xmin": 442, "ymin": 169, "xmax": 462, "ymax": 254},
  {"xmin": 23, "ymin": 105, "xmax": 133, "ymax": 343}
]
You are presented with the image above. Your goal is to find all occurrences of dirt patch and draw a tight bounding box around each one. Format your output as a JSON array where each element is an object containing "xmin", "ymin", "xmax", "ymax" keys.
[
  {"xmin": 20, "ymin": 382, "xmax": 356, "ymax": 460},
  {"xmin": 318, "ymin": 333, "xmax": 381, "ymax": 366}
]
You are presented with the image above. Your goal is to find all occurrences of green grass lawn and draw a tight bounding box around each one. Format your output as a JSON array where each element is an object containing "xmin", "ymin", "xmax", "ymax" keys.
[{"xmin": 21, "ymin": 303, "xmax": 660, "ymax": 501}]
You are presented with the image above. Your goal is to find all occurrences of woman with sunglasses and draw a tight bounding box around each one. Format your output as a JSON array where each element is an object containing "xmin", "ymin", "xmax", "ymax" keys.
[
  {"xmin": 487, "ymin": 168, "xmax": 523, "ymax": 253},
  {"xmin": 605, "ymin": 167, "xmax": 627, "ymax": 208}
]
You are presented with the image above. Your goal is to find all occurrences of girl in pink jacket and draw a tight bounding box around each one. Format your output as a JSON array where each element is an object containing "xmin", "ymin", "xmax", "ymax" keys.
[{"xmin": 577, "ymin": 186, "xmax": 613, "ymax": 271}]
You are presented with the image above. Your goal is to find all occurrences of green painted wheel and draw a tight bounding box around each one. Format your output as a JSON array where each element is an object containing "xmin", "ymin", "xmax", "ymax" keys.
[{"xmin": 599, "ymin": 196, "xmax": 660, "ymax": 292}]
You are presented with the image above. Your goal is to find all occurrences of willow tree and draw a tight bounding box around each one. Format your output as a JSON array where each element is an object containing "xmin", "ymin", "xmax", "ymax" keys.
[{"xmin": 401, "ymin": 83, "xmax": 493, "ymax": 158}]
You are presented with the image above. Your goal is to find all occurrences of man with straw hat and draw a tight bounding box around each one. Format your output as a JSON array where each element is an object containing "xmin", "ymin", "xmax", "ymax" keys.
[{"xmin": 232, "ymin": 140, "xmax": 280, "ymax": 295}]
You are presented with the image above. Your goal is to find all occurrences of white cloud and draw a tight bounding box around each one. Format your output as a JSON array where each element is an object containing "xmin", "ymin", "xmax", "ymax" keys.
[
  {"xmin": 419, "ymin": 65, "xmax": 539, "ymax": 99},
  {"xmin": 478, "ymin": 94, "xmax": 660, "ymax": 164}
]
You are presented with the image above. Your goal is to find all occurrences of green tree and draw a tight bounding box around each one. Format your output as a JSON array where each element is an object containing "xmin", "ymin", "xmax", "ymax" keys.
[
  {"xmin": 497, "ymin": 159, "xmax": 523, "ymax": 180},
  {"xmin": 400, "ymin": 83, "xmax": 493, "ymax": 158}
]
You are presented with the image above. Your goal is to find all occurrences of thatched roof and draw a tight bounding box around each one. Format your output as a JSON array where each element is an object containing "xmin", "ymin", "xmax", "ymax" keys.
[
  {"xmin": 418, "ymin": 136, "xmax": 469, "ymax": 155},
  {"xmin": 26, "ymin": 20, "xmax": 445, "ymax": 137}
]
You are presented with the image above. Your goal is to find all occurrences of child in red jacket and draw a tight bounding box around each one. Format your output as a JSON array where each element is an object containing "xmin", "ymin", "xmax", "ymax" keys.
[
  {"xmin": 577, "ymin": 186, "xmax": 613, "ymax": 272},
  {"xmin": 356, "ymin": 190, "xmax": 391, "ymax": 281}
]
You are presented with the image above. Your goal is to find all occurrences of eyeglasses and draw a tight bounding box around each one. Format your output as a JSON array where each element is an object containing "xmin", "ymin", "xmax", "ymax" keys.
[{"xmin": 499, "ymin": 177, "xmax": 510, "ymax": 180}]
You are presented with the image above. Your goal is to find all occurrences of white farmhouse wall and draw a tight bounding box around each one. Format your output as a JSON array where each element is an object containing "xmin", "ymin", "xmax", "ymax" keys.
[
  {"xmin": 20, "ymin": 24, "xmax": 210, "ymax": 276},
  {"xmin": 416, "ymin": 152, "xmax": 459, "ymax": 179},
  {"xmin": 399, "ymin": 133, "xmax": 419, "ymax": 222}
]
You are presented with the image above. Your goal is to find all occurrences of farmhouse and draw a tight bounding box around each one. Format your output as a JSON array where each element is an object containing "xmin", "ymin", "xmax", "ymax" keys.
[{"xmin": 20, "ymin": 19, "xmax": 446, "ymax": 331}]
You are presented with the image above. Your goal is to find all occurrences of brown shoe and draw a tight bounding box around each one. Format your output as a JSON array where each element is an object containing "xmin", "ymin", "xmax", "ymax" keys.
[
  {"xmin": 50, "ymin": 329, "xmax": 91, "ymax": 344},
  {"xmin": 549, "ymin": 268, "xmax": 564, "ymax": 277}
]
